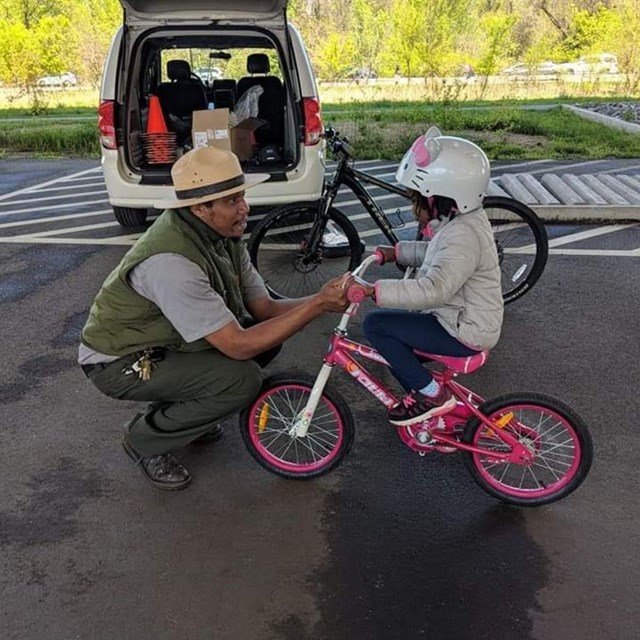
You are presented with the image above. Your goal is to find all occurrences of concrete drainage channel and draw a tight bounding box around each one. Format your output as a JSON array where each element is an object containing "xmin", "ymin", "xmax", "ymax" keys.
[{"xmin": 488, "ymin": 103, "xmax": 640, "ymax": 222}]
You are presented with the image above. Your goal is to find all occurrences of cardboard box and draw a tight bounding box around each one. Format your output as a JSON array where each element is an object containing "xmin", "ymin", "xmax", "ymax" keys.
[
  {"xmin": 191, "ymin": 109, "xmax": 267, "ymax": 161},
  {"xmin": 192, "ymin": 108, "xmax": 231, "ymax": 151},
  {"xmin": 230, "ymin": 117, "xmax": 268, "ymax": 161}
]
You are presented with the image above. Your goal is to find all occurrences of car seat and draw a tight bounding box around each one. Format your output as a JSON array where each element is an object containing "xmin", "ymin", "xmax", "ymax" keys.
[
  {"xmin": 236, "ymin": 53, "xmax": 285, "ymax": 147},
  {"xmin": 155, "ymin": 60, "xmax": 208, "ymax": 140},
  {"xmin": 212, "ymin": 79, "xmax": 237, "ymax": 110}
]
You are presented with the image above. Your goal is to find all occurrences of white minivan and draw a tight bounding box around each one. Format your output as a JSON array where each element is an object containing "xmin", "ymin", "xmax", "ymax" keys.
[{"xmin": 99, "ymin": 1, "xmax": 325, "ymax": 228}]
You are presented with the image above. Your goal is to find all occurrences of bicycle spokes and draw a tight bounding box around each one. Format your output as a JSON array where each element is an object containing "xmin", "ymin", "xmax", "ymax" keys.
[{"xmin": 473, "ymin": 406, "xmax": 581, "ymax": 495}]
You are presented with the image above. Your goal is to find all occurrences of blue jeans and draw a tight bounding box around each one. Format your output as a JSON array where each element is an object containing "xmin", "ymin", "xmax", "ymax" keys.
[{"xmin": 363, "ymin": 310, "xmax": 478, "ymax": 392}]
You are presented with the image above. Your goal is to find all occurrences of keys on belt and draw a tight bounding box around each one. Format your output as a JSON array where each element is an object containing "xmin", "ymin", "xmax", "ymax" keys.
[{"xmin": 122, "ymin": 348, "xmax": 165, "ymax": 381}]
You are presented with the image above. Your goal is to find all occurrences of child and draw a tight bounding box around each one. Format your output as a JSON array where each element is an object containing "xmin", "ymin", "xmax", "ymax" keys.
[{"xmin": 358, "ymin": 128, "xmax": 504, "ymax": 426}]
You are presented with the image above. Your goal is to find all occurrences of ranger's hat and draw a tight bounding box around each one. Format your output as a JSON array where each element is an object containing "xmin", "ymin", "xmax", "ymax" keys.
[{"xmin": 155, "ymin": 146, "xmax": 269, "ymax": 209}]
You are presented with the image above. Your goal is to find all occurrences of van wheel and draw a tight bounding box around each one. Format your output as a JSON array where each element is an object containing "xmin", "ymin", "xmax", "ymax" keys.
[{"xmin": 113, "ymin": 206, "xmax": 147, "ymax": 228}]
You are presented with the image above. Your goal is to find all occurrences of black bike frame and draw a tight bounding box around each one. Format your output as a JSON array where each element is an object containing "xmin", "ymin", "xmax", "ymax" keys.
[{"xmin": 308, "ymin": 155, "xmax": 411, "ymax": 251}]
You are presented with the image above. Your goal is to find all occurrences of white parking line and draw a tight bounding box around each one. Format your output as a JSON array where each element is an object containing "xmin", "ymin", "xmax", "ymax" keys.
[
  {"xmin": 17, "ymin": 220, "xmax": 121, "ymax": 238},
  {"xmin": 0, "ymin": 189, "xmax": 107, "ymax": 206},
  {"xmin": 0, "ymin": 209, "xmax": 112, "ymax": 229},
  {"xmin": 0, "ymin": 199, "xmax": 109, "ymax": 216},
  {"xmin": 0, "ymin": 167, "xmax": 101, "ymax": 202},
  {"xmin": 549, "ymin": 248, "xmax": 640, "ymax": 256},
  {"xmin": 547, "ymin": 224, "xmax": 636, "ymax": 248},
  {"xmin": 26, "ymin": 181, "xmax": 105, "ymax": 193}
]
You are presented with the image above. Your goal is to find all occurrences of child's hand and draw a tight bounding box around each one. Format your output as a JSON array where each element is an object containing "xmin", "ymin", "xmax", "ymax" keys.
[{"xmin": 374, "ymin": 246, "xmax": 395, "ymax": 265}]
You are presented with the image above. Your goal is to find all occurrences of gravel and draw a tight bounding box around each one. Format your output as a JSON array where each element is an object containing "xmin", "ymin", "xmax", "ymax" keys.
[{"xmin": 578, "ymin": 101, "xmax": 640, "ymax": 124}]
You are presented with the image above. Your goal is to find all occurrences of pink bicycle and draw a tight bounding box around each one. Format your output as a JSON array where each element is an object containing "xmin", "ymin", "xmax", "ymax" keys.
[{"xmin": 239, "ymin": 255, "xmax": 593, "ymax": 506}]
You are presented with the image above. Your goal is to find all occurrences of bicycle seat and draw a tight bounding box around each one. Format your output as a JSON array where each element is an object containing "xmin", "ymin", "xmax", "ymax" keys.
[{"xmin": 414, "ymin": 350, "xmax": 489, "ymax": 374}]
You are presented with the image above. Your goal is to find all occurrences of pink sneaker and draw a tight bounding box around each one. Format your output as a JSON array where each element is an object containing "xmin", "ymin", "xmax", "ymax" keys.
[{"xmin": 388, "ymin": 388, "xmax": 456, "ymax": 426}]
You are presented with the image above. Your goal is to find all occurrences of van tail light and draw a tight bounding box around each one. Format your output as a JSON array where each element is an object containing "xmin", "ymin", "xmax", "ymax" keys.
[
  {"xmin": 98, "ymin": 100, "xmax": 117, "ymax": 150},
  {"xmin": 302, "ymin": 97, "xmax": 323, "ymax": 146}
]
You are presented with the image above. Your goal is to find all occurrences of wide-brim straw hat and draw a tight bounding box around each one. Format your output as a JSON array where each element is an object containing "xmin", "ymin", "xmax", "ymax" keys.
[{"xmin": 155, "ymin": 146, "xmax": 269, "ymax": 209}]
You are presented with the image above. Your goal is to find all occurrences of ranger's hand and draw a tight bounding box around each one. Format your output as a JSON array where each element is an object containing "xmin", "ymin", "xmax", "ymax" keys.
[{"xmin": 317, "ymin": 274, "xmax": 351, "ymax": 312}]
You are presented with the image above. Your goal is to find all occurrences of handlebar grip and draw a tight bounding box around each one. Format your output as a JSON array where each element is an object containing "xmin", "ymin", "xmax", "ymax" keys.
[
  {"xmin": 346, "ymin": 284, "xmax": 368, "ymax": 304},
  {"xmin": 372, "ymin": 250, "xmax": 386, "ymax": 265}
]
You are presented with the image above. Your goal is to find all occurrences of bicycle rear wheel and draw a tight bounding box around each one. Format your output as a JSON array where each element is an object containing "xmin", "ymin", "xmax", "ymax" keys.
[
  {"xmin": 462, "ymin": 392, "xmax": 592, "ymax": 506},
  {"xmin": 248, "ymin": 203, "xmax": 363, "ymax": 299},
  {"xmin": 483, "ymin": 196, "xmax": 548, "ymax": 304}
]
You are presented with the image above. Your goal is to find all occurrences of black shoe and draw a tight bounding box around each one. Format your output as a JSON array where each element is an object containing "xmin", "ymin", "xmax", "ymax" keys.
[
  {"xmin": 122, "ymin": 436, "xmax": 191, "ymax": 491},
  {"xmin": 388, "ymin": 388, "xmax": 456, "ymax": 427},
  {"xmin": 190, "ymin": 424, "xmax": 224, "ymax": 445}
]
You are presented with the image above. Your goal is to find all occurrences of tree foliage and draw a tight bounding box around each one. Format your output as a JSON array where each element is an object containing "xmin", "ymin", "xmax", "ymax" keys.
[{"xmin": 0, "ymin": 0, "xmax": 638, "ymax": 88}]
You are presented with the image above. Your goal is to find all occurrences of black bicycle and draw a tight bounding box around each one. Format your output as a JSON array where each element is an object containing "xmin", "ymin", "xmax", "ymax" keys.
[{"xmin": 248, "ymin": 128, "xmax": 549, "ymax": 304}]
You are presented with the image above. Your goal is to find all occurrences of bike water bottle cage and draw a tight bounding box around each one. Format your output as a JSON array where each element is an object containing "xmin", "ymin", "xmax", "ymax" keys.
[{"xmin": 396, "ymin": 126, "xmax": 490, "ymax": 212}]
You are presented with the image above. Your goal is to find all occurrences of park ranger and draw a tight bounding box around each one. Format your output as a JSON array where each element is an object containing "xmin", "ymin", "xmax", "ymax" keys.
[{"xmin": 79, "ymin": 146, "xmax": 349, "ymax": 491}]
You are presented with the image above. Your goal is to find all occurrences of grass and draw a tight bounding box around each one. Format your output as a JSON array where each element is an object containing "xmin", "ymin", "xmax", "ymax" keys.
[
  {"xmin": 1, "ymin": 84, "xmax": 639, "ymax": 160},
  {"xmin": 325, "ymin": 105, "xmax": 640, "ymax": 160},
  {"xmin": 0, "ymin": 119, "xmax": 99, "ymax": 157}
]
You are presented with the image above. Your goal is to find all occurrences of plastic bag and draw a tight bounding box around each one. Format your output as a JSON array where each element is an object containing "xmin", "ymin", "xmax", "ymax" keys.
[{"xmin": 234, "ymin": 85, "xmax": 264, "ymax": 121}]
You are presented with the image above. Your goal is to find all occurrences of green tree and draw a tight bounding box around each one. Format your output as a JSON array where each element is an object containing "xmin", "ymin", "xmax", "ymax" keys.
[{"xmin": 387, "ymin": 0, "xmax": 423, "ymax": 78}]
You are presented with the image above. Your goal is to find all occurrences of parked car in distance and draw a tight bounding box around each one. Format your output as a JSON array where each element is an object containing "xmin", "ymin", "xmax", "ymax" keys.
[
  {"xmin": 348, "ymin": 67, "xmax": 377, "ymax": 80},
  {"xmin": 193, "ymin": 66, "xmax": 222, "ymax": 83},
  {"xmin": 501, "ymin": 61, "xmax": 558, "ymax": 77},
  {"xmin": 557, "ymin": 53, "xmax": 619, "ymax": 75},
  {"xmin": 36, "ymin": 72, "xmax": 77, "ymax": 87}
]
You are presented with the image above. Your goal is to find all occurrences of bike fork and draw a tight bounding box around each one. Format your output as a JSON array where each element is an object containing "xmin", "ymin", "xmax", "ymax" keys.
[{"xmin": 290, "ymin": 363, "xmax": 334, "ymax": 438}]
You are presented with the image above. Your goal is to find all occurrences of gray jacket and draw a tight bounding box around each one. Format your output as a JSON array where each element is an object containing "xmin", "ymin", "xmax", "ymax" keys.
[{"xmin": 375, "ymin": 208, "xmax": 504, "ymax": 350}]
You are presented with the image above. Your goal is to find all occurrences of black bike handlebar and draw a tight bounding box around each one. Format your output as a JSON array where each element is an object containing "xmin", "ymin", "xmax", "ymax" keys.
[{"xmin": 323, "ymin": 126, "xmax": 353, "ymax": 158}]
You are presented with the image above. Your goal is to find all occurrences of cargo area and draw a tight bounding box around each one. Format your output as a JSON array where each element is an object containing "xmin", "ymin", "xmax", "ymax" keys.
[{"xmin": 122, "ymin": 31, "xmax": 299, "ymax": 182}]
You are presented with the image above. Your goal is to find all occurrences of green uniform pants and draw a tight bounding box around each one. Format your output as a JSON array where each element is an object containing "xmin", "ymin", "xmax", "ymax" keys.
[{"xmin": 84, "ymin": 348, "xmax": 276, "ymax": 455}]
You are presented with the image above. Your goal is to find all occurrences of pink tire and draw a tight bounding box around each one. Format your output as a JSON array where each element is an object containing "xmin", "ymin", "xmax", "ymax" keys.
[
  {"xmin": 239, "ymin": 373, "xmax": 355, "ymax": 479},
  {"xmin": 462, "ymin": 393, "xmax": 592, "ymax": 506}
]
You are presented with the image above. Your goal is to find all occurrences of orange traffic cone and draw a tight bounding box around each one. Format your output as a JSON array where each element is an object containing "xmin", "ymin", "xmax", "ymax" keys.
[{"xmin": 147, "ymin": 95, "xmax": 168, "ymax": 134}]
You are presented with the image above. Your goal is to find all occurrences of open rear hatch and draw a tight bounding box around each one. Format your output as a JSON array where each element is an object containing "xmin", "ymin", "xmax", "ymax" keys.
[
  {"xmin": 120, "ymin": 0, "xmax": 288, "ymax": 26},
  {"xmin": 117, "ymin": 0, "xmax": 299, "ymax": 182}
]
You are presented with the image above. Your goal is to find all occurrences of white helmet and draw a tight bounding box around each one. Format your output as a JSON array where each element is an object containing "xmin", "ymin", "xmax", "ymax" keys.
[{"xmin": 395, "ymin": 127, "xmax": 490, "ymax": 212}]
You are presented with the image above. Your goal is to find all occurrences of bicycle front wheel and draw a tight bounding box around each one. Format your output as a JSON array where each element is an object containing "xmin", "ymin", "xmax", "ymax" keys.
[
  {"xmin": 462, "ymin": 393, "xmax": 592, "ymax": 506},
  {"xmin": 248, "ymin": 203, "xmax": 363, "ymax": 299},
  {"xmin": 483, "ymin": 196, "xmax": 549, "ymax": 304},
  {"xmin": 238, "ymin": 373, "xmax": 355, "ymax": 479}
]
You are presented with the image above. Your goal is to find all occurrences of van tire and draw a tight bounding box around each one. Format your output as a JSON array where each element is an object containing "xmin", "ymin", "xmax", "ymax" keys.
[{"xmin": 113, "ymin": 206, "xmax": 148, "ymax": 228}]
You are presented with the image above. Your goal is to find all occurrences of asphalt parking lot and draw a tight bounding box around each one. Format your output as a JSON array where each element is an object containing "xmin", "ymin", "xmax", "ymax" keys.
[{"xmin": 1, "ymin": 158, "xmax": 639, "ymax": 640}]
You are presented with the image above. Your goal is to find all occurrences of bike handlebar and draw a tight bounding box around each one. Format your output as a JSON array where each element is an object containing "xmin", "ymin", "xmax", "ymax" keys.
[
  {"xmin": 323, "ymin": 126, "xmax": 353, "ymax": 158},
  {"xmin": 346, "ymin": 284, "xmax": 368, "ymax": 303},
  {"xmin": 350, "ymin": 253, "xmax": 382, "ymax": 278}
]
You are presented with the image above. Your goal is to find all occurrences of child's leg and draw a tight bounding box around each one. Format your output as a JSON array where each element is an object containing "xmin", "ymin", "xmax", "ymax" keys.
[{"xmin": 363, "ymin": 310, "xmax": 477, "ymax": 392}]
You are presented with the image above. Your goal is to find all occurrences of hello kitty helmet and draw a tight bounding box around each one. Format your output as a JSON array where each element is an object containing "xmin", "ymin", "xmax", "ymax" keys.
[{"xmin": 395, "ymin": 127, "xmax": 490, "ymax": 212}]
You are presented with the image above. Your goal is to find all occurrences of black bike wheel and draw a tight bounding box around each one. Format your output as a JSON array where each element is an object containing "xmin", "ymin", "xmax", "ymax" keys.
[
  {"xmin": 483, "ymin": 196, "xmax": 549, "ymax": 304},
  {"xmin": 248, "ymin": 203, "xmax": 363, "ymax": 299},
  {"xmin": 462, "ymin": 393, "xmax": 592, "ymax": 507}
]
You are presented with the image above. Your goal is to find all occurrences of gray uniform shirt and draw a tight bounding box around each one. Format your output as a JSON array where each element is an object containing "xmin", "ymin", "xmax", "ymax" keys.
[{"xmin": 78, "ymin": 251, "xmax": 269, "ymax": 364}]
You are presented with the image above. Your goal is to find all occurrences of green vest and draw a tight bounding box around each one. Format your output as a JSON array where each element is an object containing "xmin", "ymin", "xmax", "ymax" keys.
[{"xmin": 81, "ymin": 208, "xmax": 250, "ymax": 356}]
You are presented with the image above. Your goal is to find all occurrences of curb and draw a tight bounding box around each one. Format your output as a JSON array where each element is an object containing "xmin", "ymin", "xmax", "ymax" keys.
[
  {"xmin": 529, "ymin": 204, "xmax": 640, "ymax": 222},
  {"xmin": 562, "ymin": 104, "xmax": 640, "ymax": 134}
]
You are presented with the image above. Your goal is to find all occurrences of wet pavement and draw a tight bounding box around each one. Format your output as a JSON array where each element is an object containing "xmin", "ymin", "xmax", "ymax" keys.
[{"xmin": 1, "ymin": 158, "xmax": 639, "ymax": 640}]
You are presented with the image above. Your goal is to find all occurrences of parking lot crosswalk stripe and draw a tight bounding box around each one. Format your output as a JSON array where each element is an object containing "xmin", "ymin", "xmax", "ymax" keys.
[
  {"xmin": 0, "ymin": 209, "xmax": 112, "ymax": 229},
  {"xmin": 17, "ymin": 220, "xmax": 121, "ymax": 238},
  {"xmin": 0, "ymin": 199, "xmax": 108, "ymax": 216},
  {"xmin": 0, "ymin": 167, "xmax": 101, "ymax": 202},
  {"xmin": 0, "ymin": 189, "xmax": 107, "ymax": 207},
  {"xmin": 26, "ymin": 181, "xmax": 105, "ymax": 193}
]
